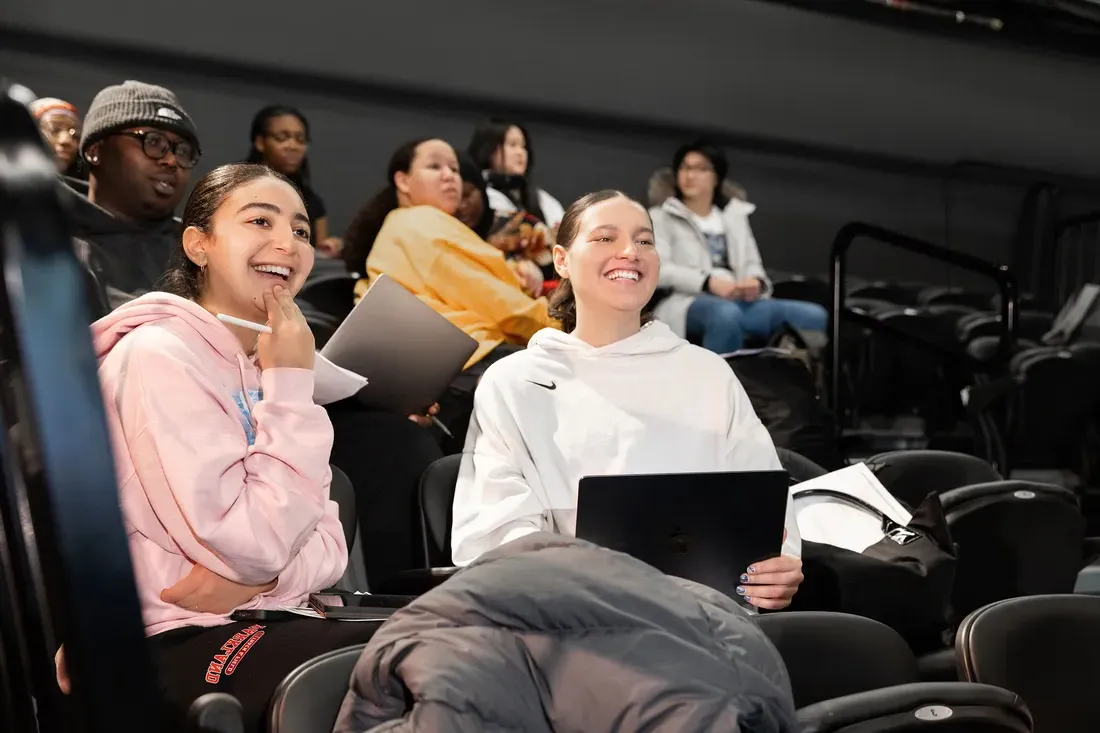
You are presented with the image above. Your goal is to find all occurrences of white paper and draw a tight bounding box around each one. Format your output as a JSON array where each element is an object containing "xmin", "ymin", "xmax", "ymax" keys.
[
  {"xmin": 313, "ymin": 353, "xmax": 368, "ymax": 406},
  {"xmin": 792, "ymin": 463, "xmax": 913, "ymax": 554},
  {"xmin": 280, "ymin": 606, "xmax": 323, "ymax": 618}
]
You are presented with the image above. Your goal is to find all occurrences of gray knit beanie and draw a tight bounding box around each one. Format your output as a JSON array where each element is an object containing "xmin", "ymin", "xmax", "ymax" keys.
[{"xmin": 80, "ymin": 80, "xmax": 199, "ymax": 157}]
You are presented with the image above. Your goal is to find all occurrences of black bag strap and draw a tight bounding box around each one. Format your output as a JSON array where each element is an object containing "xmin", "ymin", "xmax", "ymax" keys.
[{"xmin": 792, "ymin": 488, "xmax": 909, "ymax": 534}]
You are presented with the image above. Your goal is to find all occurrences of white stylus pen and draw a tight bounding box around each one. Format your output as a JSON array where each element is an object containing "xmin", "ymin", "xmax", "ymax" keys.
[{"xmin": 217, "ymin": 313, "xmax": 272, "ymax": 334}]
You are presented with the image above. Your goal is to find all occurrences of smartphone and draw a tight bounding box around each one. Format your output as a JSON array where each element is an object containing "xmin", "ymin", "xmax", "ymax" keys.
[
  {"xmin": 230, "ymin": 608, "xmax": 301, "ymax": 622},
  {"xmin": 308, "ymin": 592, "xmax": 415, "ymax": 620}
]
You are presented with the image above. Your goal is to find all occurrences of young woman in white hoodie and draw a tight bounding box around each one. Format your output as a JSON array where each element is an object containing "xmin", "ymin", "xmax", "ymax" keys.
[{"xmin": 451, "ymin": 190, "xmax": 804, "ymax": 610}]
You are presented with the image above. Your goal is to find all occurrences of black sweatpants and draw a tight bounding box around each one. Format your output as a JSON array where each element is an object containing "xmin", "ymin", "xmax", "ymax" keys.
[
  {"xmin": 434, "ymin": 343, "xmax": 523, "ymax": 455},
  {"xmin": 325, "ymin": 404, "xmax": 444, "ymax": 582},
  {"xmin": 150, "ymin": 619, "xmax": 380, "ymax": 733}
]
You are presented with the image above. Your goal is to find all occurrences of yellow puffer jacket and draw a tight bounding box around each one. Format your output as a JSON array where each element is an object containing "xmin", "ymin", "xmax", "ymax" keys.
[{"xmin": 359, "ymin": 206, "xmax": 558, "ymax": 368}]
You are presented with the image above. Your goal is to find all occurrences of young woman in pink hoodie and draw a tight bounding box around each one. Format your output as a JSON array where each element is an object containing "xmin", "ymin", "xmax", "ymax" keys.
[{"xmin": 66, "ymin": 164, "xmax": 383, "ymax": 732}]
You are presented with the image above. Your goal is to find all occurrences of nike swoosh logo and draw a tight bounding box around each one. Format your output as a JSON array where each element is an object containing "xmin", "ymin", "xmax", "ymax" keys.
[{"xmin": 529, "ymin": 380, "xmax": 557, "ymax": 390}]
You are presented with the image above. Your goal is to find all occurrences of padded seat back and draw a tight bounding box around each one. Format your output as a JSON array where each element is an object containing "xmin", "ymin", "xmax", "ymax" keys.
[
  {"xmin": 269, "ymin": 644, "xmax": 366, "ymax": 733},
  {"xmin": 940, "ymin": 482, "xmax": 1084, "ymax": 619},
  {"xmin": 958, "ymin": 595, "xmax": 1100, "ymax": 733},
  {"xmin": 328, "ymin": 465, "xmax": 357, "ymax": 551},
  {"xmin": 418, "ymin": 454, "xmax": 461, "ymax": 567},
  {"xmin": 296, "ymin": 273, "xmax": 356, "ymax": 323},
  {"xmin": 865, "ymin": 450, "xmax": 1002, "ymax": 509},
  {"xmin": 797, "ymin": 682, "xmax": 1032, "ymax": 732},
  {"xmin": 756, "ymin": 611, "xmax": 918, "ymax": 709}
]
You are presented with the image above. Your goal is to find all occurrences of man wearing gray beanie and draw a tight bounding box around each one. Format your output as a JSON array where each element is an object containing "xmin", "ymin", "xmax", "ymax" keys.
[{"xmin": 62, "ymin": 80, "xmax": 201, "ymax": 314}]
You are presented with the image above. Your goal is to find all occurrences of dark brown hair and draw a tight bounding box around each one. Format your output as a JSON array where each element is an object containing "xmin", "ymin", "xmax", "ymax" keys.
[
  {"xmin": 342, "ymin": 137, "xmax": 430, "ymax": 271},
  {"xmin": 467, "ymin": 119, "xmax": 546, "ymax": 224},
  {"xmin": 160, "ymin": 163, "xmax": 298, "ymax": 300},
  {"xmin": 548, "ymin": 189, "xmax": 653, "ymax": 333}
]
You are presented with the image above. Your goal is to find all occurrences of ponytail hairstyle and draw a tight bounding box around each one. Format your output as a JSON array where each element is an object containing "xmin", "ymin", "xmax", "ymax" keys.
[
  {"xmin": 548, "ymin": 189, "xmax": 656, "ymax": 333},
  {"xmin": 161, "ymin": 163, "xmax": 299, "ymax": 300},
  {"xmin": 342, "ymin": 137, "xmax": 429, "ymax": 271}
]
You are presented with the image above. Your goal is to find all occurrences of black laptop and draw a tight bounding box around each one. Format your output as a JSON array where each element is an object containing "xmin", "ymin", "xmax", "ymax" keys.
[{"xmin": 575, "ymin": 470, "xmax": 789, "ymax": 598}]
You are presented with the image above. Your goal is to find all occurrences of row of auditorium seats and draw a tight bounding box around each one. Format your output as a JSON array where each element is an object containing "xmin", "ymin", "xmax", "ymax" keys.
[
  {"xmin": 188, "ymin": 594, "xmax": 1100, "ymax": 733},
  {"xmin": 368, "ymin": 449, "xmax": 1092, "ymax": 612},
  {"xmin": 770, "ymin": 272, "xmax": 1100, "ymax": 489},
  {"xmin": 329, "ymin": 447, "xmax": 1096, "ymax": 691}
]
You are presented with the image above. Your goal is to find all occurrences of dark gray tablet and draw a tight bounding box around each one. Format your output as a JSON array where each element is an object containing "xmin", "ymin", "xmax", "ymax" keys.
[{"xmin": 321, "ymin": 274, "xmax": 478, "ymax": 415}]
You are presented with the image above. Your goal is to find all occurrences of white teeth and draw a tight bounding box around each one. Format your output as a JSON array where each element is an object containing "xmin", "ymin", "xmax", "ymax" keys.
[
  {"xmin": 606, "ymin": 270, "xmax": 639, "ymax": 281},
  {"xmin": 253, "ymin": 264, "xmax": 290, "ymax": 279}
]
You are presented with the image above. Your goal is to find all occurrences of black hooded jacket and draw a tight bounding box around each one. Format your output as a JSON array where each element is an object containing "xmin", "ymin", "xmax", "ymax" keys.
[{"xmin": 61, "ymin": 177, "xmax": 180, "ymax": 312}]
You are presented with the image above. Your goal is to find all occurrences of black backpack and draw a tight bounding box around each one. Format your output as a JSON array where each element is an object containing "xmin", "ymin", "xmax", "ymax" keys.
[{"xmin": 725, "ymin": 347, "xmax": 846, "ymax": 471}]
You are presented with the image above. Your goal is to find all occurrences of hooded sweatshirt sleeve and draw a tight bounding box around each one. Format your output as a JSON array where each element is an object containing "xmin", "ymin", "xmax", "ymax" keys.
[
  {"xmin": 723, "ymin": 373, "xmax": 801, "ymax": 558},
  {"xmin": 451, "ymin": 370, "xmax": 547, "ymax": 565},
  {"xmin": 119, "ymin": 338, "xmax": 346, "ymax": 588}
]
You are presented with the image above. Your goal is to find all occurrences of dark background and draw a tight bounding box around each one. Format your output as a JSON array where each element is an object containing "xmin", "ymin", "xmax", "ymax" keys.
[{"xmin": 3, "ymin": 0, "xmax": 1099, "ymax": 284}]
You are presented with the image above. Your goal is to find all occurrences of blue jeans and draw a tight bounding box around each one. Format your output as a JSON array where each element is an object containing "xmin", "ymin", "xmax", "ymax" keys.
[{"xmin": 685, "ymin": 294, "xmax": 828, "ymax": 354}]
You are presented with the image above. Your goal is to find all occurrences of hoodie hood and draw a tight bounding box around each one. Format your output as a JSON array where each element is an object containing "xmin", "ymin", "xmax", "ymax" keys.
[
  {"xmin": 92, "ymin": 292, "xmax": 248, "ymax": 364},
  {"xmin": 527, "ymin": 320, "xmax": 686, "ymax": 358},
  {"xmin": 61, "ymin": 177, "xmax": 182, "ymax": 302}
]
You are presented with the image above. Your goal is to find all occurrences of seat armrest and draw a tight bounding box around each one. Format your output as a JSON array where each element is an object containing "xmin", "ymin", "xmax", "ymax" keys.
[{"xmin": 371, "ymin": 567, "xmax": 459, "ymax": 595}]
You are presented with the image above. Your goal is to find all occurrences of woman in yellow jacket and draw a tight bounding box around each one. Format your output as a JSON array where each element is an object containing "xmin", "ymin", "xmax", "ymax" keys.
[{"xmin": 344, "ymin": 138, "xmax": 558, "ymax": 451}]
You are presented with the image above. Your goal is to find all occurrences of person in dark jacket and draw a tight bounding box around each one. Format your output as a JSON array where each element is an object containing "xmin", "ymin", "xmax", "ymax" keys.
[
  {"xmin": 63, "ymin": 80, "xmax": 200, "ymax": 311},
  {"xmin": 333, "ymin": 533, "xmax": 799, "ymax": 733}
]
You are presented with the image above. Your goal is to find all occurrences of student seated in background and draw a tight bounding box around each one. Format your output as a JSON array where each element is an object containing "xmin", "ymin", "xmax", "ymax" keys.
[
  {"xmin": 468, "ymin": 118, "xmax": 564, "ymax": 277},
  {"xmin": 63, "ymin": 80, "xmax": 201, "ymax": 312},
  {"xmin": 31, "ymin": 96, "xmax": 84, "ymax": 178},
  {"xmin": 343, "ymin": 138, "xmax": 557, "ymax": 451},
  {"xmin": 246, "ymin": 104, "xmax": 343, "ymax": 257},
  {"xmin": 450, "ymin": 190, "xmax": 804, "ymax": 610},
  {"xmin": 456, "ymin": 151, "xmax": 495, "ymax": 240},
  {"xmin": 59, "ymin": 164, "xmax": 381, "ymax": 733},
  {"xmin": 649, "ymin": 139, "xmax": 827, "ymax": 353}
]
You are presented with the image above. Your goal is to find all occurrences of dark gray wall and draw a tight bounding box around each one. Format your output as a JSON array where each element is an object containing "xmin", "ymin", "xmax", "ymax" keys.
[{"xmin": 4, "ymin": 0, "xmax": 1097, "ymax": 284}]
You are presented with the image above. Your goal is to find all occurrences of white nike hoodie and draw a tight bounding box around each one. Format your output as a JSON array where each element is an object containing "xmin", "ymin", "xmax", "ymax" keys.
[{"xmin": 450, "ymin": 320, "xmax": 801, "ymax": 566}]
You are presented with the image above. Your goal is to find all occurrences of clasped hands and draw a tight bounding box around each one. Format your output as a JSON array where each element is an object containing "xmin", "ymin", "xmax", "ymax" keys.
[{"xmin": 708, "ymin": 272, "xmax": 762, "ymax": 302}]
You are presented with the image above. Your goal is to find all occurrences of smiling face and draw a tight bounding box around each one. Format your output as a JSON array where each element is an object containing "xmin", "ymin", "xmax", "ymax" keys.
[
  {"xmin": 183, "ymin": 175, "xmax": 314, "ymax": 322},
  {"xmin": 394, "ymin": 139, "xmax": 462, "ymax": 215},
  {"xmin": 553, "ymin": 195, "xmax": 659, "ymax": 322}
]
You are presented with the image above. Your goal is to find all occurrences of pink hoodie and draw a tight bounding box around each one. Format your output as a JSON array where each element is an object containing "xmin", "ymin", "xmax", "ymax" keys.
[{"xmin": 92, "ymin": 293, "xmax": 347, "ymax": 635}]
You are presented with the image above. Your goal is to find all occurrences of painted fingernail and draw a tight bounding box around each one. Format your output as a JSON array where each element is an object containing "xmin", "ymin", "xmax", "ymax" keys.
[
  {"xmin": 740, "ymin": 573, "xmax": 749, "ymax": 583},
  {"xmin": 744, "ymin": 596, "xmax": 752, "ymax": 603},
  {"xmin": 736, "ymin": 586, "xmax": 746, "ymax": 595},
  {"xmin": 747, "ymin": 566, "xmax": 757, "ymax": 574}
]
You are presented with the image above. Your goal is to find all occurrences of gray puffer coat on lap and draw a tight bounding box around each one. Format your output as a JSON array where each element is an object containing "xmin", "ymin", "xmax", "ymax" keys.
[{"xmin": 333, "ymin": 533, "xmax": 798, "ymax": 732}]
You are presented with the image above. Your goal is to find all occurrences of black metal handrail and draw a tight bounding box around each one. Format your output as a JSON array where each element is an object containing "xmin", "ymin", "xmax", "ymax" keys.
[{"xmin": 829, "ymin": 222, "xmax": 1019, "ymax": 438}]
